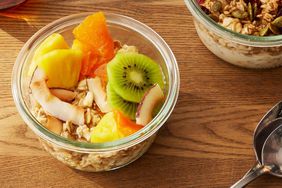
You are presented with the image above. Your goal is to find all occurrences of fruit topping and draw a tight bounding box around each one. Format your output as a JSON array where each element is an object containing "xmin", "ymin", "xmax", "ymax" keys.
[
  {"xmin": 28, "ymin": 33, "xmax": 69, "ymax": 76},
  {"xmin": 107, "ymin": 84, "xmax": 138, "ymax": 120},
  {"xmin": 37, "ymin": 49, "xmax": 82, "ymax": 89},
  {"xmin": 107, "ymin": 53, "xmax": 164, "ymax": 103},
  {"xmin": 114, "ymin": 110, "xmax": 143, "ymax": 136},
  {"xmin": 73, "ymin": 12, "xmax": 114, "ymax": 79},
  {"xmin": 136, "ymin": 84, "xmax": 164, "ymax": 125},
  {"xmin": 72, "ymin": 39, "xmax": 101, "ymax": 79},
  {"xmin": 73, "ymin": 12, "xmax": 114, "ymax": 60},
  {"xmin": 90, "ymin": 112, "xmax": 123, "ymax": 143}
]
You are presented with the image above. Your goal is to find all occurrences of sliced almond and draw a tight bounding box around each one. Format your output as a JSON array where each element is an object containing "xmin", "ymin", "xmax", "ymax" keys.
[
  {"xmin": 45, "ymin": 116, "xmax": 63, "ymax": 135},
  {"xmin": 50, "ymin": 89, "xmax": 76, "ymax": 102}
]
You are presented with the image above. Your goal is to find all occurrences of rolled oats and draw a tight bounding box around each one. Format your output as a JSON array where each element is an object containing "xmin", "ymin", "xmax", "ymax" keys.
[
  {"xmin": 39, "ymin": 134, "xmax": 156, "ymax": 172},
  {"xmin": 76, "ymin": 124, "xmax": 91, "ymax": 141}
]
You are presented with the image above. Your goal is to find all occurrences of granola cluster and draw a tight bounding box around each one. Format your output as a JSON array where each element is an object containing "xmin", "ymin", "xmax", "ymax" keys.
[{"xmin": 199, "ymin": 0, "xmax": 282, "ymax": 36}]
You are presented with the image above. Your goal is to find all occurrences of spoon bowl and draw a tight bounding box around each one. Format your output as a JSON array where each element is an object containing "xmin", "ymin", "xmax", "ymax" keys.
[
  {"xmin": 254, "ymin": 101, "xmax": 282, "ymax": 163},
  {"xmin": 262, "ymin": 119, "xmax": 282, "ymax": 177}
]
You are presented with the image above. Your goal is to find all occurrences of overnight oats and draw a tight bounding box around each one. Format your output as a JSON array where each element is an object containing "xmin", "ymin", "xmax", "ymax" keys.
[
  {"xmin": 185, "ymin": 0, "xmax": 282, "ymax": 68},
  {"xmin": 12, "ymin": 12, "xmax": 180, "ymax": 171}
]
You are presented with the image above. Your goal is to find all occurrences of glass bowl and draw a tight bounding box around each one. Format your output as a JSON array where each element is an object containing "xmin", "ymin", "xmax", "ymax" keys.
[
  {"xmin": 184, "ymin": 0, "xmax": 282, "ymax": 69},
  {"xmin": 0, "ymin": 0, "xmax": 26, "ymax": 10},
  {"xmin": 12, "ymin": 12, "xmax": 180, "ymax": 172}
]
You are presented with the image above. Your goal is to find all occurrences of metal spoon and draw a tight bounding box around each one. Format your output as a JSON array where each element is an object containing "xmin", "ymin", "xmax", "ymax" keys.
[
  {"xmin": 231, "ymin": 118, "xmax": 282, "ymax": 187},
  {"xmin": 246, "ymin": 101, "xmax": 282, "ymax": 175},
  {"xmin": 248, "ymin": 101, "xmax": 282, "ymax": 172}
]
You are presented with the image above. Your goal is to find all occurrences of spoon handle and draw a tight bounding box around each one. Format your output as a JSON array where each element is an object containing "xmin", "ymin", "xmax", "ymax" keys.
[
  {"xmin": 242, "ymin": 163, "xmax": 262, "ymax": 178},
  {"xmin": 230, "ymin": 163, "xmax": 270, "ymax": 188}
]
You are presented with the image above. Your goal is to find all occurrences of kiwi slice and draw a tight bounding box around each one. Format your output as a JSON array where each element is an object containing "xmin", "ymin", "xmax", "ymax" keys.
[
  {"xmin": 107, "ymin": 84, "xmax": 138, "ymax": 120},
  {"xmin": 107, "ymin": 53, "xmax": 164, "ymax": 103}
]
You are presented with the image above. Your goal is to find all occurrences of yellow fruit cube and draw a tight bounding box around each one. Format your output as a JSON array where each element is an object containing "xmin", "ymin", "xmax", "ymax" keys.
[
  {"xmin": 28, "ymin": 33, "xmax": 69, "ymax": 76},
  {"xmin": 71, "ymin": 39, "xmax": 83, "ymax": 51},
  {"xmin": 91, "ymin": 112, "xmax": 124, "ymax": 143},
  {"xmin": 37, "ymin": 49, "xmax": 82, "ymax": 89}
]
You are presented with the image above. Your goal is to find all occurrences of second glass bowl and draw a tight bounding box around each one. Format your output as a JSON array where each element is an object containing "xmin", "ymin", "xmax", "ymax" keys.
[{"xmin": 185, "ymin": 0, "xmax": 282, "ymax": 69}]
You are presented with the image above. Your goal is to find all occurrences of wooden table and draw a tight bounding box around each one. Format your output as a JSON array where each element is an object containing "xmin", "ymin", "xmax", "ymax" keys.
[{"xmin": 1, "ymin": 0, "xmax": 282, "ymax": 187}]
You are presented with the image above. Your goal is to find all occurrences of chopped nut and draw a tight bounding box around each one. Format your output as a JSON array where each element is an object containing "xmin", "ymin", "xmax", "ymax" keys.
[
  {"xmin": 81, "ymin": 91, "xmax": 94, "ymax": 108},
  {"xmin": 85, "ymin": 108, "xmax": 91, "ymax": 125},
  {"xmin": 62, "ymin": 121, "xmax": 75, "ymax": 133},
  {"xmin": 231, "ymin": 10, "xmax": 248, "ymax": 19},
  {"xmin": 211, "ymin": 1, "xmax": 222, "ymax": 12},
  {"xmin": 234, "ymin": 22, "xmax": 243, "ymax": 33},
  {"xmin": 45, "ymin": 116, "xmax": 63, "ymax": 135},
  {"xmin": 77, "ymin": 79, "xmax": 87, "ymax": 91},
  {"xmin": 118, "ymin": 45, "xmax": 139, "ymax": 53},
  {"xmin": 76, "ymin": 125, "xmax": 91, "ymax": 141}
]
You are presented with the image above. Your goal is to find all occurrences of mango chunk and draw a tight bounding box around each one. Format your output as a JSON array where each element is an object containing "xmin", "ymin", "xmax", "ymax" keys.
[
  {"xmin": 37, "ymin": 49, "xmax": 82, "ymax": 89},
  {"xmin": 28, "ymin": 33, "xmax": 69, "ymax": 76}
]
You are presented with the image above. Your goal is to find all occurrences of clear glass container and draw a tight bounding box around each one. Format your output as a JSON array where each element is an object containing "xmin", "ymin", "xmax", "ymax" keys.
[
  {"xmin": 12, "ymin": 13, "xmax": 180, "ymax": 172},
  {"xmin": 0, "ymin": 0, "xmax": 26, "ymax": 10},
  {"xmin": 184, "ymin": 0, "xmax": 282, "ymax": 69}
]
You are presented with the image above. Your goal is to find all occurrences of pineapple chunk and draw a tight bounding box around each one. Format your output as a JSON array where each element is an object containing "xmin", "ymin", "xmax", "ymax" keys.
[
  {"xmin": 37, "ymin": 49, "xmax": 82, "ymax": 89},
  {"xmin": 91, "ymin": 112, "xmax": 123, "ymax": 143},
  {"xmin": 28, "ymin": 33, "xmax": 69, "ymax": 76}
]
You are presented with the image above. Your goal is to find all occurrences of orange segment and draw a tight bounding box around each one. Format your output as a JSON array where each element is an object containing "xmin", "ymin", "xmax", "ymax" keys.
[
  {"xmin": 73, "ymin": 12, "xmax": 114, "ymax": 61},
  {"xmin": 72, "ymin": 39, "xmax": 98, "ymax": 55},
  {"xmin": 93, "ymin": 63, "xmax": 108, "ymax": 87},
  {"xmin": 72, "ymin": 39, "xmax": 101, "ymax": 80},
  {"xmin": 114, "ymin": 111, "xmax": 143, "ymax": 136},
  {"xmin": 72, "ymin": 12, "xmax": 115, "ymax": 80}
]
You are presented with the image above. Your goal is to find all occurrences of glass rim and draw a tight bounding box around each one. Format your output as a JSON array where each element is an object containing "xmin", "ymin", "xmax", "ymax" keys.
[
  {"xmin": 12, "ymin": 12, "xmax": 180, "ymax": 152},
  {"xmin": 184, "ymin": 0, "xmax": 282, "ymax": 47}
]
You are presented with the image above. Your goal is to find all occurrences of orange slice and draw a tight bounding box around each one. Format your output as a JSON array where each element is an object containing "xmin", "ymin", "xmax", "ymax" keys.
[
  {"xmin": 114, "ymin": 111, "xmax": 143, "ymax": 136},
  {"xmin": 73, "ymin": 12, "xmax": 114, "ymax": 61}
]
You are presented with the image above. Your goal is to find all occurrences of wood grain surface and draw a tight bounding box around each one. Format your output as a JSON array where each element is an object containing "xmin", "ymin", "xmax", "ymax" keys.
[{"xmin": 1, "ymin": 0, "xmax": 282, "ymax": 187}]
